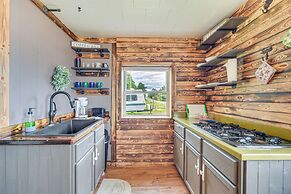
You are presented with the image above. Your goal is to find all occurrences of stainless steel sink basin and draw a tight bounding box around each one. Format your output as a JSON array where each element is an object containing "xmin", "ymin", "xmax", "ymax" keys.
[{"xmin": 26, "ymin": 119, "xmax": 99, "ymax": 136}]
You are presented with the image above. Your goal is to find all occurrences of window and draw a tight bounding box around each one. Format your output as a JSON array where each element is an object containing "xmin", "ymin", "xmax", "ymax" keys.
[{"xmin": 121, "ymin": 66, "xmax": 171, "ymax": 118}]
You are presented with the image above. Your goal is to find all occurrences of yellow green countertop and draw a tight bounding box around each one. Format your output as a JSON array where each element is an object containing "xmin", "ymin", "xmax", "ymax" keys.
[{"xmin": 173, "ymin": 115, "xmax": 291, "ymax": 161}]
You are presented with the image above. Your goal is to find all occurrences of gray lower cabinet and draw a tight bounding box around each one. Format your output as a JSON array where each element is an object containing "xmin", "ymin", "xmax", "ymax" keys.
[
  {"xmin": 94, "ymin": 136, "xmax": 105, "ymax": 187},
  {"xmin": 0, "ymin": 123, "xmax": 105, "ymax": 194},
  {"xmin": 184, "ymin": 142, "xmax": 201, "ymax": 194},
  {"xmin": 76, "ymin": 148, "xmax": 95, "ymax": 194},
  {"xmin": 174, "ymin": 132, "xmax": 184, "ymax": 177},
  {"xmin": 201, "ymin": 158, "xmax": 236, "ymax": 194}
]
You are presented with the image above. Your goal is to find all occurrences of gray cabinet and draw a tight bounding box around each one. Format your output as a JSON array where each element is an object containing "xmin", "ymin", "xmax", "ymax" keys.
[
  {"xmin": 174, "ymin": 132, "xmax": 184, "ymax": 177},
  {"xmin": 0, "ymin": 122, "xmax": 106, "ymax": 194},
  {"xmin": 201, "ymin": 158, "xmax": 236, "ymax": 194},
  {"xmin": 94, "ymin": 136, "xmax": 105, "ymax": 186},
  {"xmin": 76, "ymin": 148, "xmax": 95, "ymax": 194},
  {"xmin": 185, "ymin": 142, "xmax": 201, "ymax": 194}
]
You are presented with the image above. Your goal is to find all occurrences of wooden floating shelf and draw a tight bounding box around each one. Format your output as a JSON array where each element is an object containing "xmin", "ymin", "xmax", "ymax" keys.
[
  {"xmin": 71, "ymin": 87, "xmax": 110, "ymax": 95},
  {"xmin": 72, "ymin": 67, "xmax": 110, "ymax": 77},
  {"xmin": 196, "ymin": 81, "xmax": 237, "ymax": 89},
  {"xmin": 71, "ymin": 67, "xmax": 110, "ymax": 72},
  {"xmin": 197, "ymin": 48, "xmax": 247, "ymax": 69},
  {"xmin": 72, "ymin": 47, "xmax": 110, "ymax": 53},
  {"xmin": 198, "ymin": 17, "xmax": 247, "ymax": 50}
]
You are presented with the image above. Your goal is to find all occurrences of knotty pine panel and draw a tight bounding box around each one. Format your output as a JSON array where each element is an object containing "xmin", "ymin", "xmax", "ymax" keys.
[
  {"xmin": 115, "ymin": 38, "xmax": 206, "ymax": 165},
  {"xmin": 205, "ymin": 0, "xmax": 291, "ymax": 134}
]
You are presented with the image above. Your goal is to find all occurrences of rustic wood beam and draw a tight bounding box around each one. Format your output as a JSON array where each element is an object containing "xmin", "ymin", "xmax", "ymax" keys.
[
  {"xmin": 30, "ymin": 0, "xmax": 78, "ymax": 40},
  {"xmin": 0, "ymin": 0, "xmax": 9, "ymax": 127}
]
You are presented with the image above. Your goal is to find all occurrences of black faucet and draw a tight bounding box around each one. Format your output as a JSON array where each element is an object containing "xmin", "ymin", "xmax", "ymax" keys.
[{"xmin": 48, "ymin": 91, "xmax": 75, "ymax": 126}]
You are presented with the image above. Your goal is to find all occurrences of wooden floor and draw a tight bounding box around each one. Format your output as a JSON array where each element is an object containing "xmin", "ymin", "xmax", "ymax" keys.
[{"xmin": 95, "ymin": 165, "xmax": 190, "ymax": 194}]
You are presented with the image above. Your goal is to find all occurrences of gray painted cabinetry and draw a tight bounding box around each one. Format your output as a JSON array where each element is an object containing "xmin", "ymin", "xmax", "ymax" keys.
[
  {"xmin": 173, "ymin": 121, "xmax": 291, "ymax": 194},
  {"xmin": 0, "ymin": 122, "xmax": 105, "ymax": 194}
]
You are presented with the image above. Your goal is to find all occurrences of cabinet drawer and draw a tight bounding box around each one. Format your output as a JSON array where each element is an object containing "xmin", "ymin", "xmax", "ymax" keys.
[
  {"xmin": 174, "ymin": 122, "xmax": 185, "ymax": 138},
  {"xmin": 94, "ymin": 124, "xmax": 104, "ymax": 143},
  {"xmin": 185, "ymin": 128, "xmax": 201, "ymax": 153},
  {"xmin": 75, "ymin": 132, "xmax": 94, "ymax": 163},
  {"xmin": 202, "ymin": 141, "xmax": 238, "ymax": 185}
]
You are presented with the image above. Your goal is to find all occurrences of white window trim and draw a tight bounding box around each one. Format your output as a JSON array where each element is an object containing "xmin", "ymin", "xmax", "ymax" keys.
[{"xmin": 121, "ymin": 66, "xmax": 172, "ymax": 119}]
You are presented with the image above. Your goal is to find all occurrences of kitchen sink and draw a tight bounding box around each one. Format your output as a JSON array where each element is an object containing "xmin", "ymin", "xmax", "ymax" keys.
[{"xmin": 26, "ymin": 119, "xmax": 99, "ymax": 136}]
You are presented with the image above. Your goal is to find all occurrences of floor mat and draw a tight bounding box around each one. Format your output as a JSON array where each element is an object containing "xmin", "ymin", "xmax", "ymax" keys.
[{"xmin": 97, "ymin": 179, "xmax": 131, "ymax": 194}]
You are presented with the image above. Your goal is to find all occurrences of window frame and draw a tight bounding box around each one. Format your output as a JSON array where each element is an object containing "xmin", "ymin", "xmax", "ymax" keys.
[{"xmin": 121, "ymin": 66, "xmax": 172, "ymax": 119}]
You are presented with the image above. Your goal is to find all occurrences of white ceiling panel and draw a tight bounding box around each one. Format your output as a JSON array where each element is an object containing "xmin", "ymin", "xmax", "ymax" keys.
[{"xmin": 41, "ymin": 0, "xmax": 246, "ymax": 38}]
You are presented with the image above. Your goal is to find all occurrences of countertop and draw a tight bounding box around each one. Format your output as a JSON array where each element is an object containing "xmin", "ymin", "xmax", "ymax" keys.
[
  {"xmin": 173, "ymin": 115, "xmax": 291, "ymax": 161},
  {"xmin": 0, "ymin": 119, "xmax": 103, "ymax": 145}
]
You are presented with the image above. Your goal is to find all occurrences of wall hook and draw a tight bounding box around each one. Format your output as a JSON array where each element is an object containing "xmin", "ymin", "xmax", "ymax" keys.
[
  {"xmin": 261, "ymin": 46, "xmax": 272, "ymax": 61},
  {"xmin": 43, "ymin": 7, "xmax": 61, "ymax": 14},
  {"xmin": 262, "ymin": 0, "xmax": 273, "ymax": 13}
]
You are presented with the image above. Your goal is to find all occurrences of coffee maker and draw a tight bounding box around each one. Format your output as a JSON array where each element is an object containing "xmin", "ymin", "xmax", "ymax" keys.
[{"xmin": 75, "ymin": 97, "xmax": 88, "ymax": 118}]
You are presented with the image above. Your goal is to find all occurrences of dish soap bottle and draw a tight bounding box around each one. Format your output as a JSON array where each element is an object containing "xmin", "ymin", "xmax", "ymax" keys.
[{"xmin": 25, "ymin": 108, "xmax": 36, "ymax": 132}]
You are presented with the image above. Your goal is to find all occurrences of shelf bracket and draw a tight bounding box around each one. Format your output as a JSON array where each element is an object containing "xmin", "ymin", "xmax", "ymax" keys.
[
  {"xmin": 262, "ymin": 0, "xmax": 273, "ymax": 13},
  {"xmin": 261, "ymin": 46, "xmax": 273, "ymax": 61}
]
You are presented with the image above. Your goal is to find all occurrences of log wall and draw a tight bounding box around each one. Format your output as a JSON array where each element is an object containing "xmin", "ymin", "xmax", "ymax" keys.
[
  {"xmin": 0, "ymin": 0, "xmax": 9, "ymax": 127},
  {"xmin": 205, "ymin": 0, "xmax": 291, "ymax": 138},
  {"xmin": 114, "ymin": 38, "xmax": 206, "ymax": 165}
]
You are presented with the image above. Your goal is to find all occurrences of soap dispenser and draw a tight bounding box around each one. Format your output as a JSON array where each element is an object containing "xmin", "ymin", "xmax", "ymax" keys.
[{"xmin": 25, "ymin": 108, "xmax": 36, "ymax": 132}]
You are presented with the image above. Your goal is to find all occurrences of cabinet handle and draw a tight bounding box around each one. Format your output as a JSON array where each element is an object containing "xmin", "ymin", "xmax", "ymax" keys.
[
  {"xmin": 200, "ymin": 163, "xmax": 205, "ymax": 182},
  {"xmin": 180, "ymin": 142, "xmax": 184, "ymax": 155},
  {"xmin": 93, "ymin": 153, "xmax": 95, "ymax": 166},
  {"xmin": 194, "ymin": 158, "xmax": 200, "ymax": 175}
]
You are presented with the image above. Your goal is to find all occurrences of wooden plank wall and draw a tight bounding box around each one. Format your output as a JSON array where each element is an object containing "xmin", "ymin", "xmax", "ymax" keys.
[
  {"xmin": 205, "ymin": 0, "xmax": 291, "ymax": 137},
  {"xmin": 114, "ymin": 38, "xmax": 206, "ymax": 165},
  {"xmin": 0, "ymin": 0, "xmax": 9, "ymax": 127}
]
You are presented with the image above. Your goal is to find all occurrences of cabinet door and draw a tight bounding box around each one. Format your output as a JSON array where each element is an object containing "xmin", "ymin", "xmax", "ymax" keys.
[
  {"xmin": 76, "ymin": 148, "xmax": 94, "ymax": 194},
  {"xmin": 201, "ymin": 158, "xmax": 237, "ymax": 194},
  {"xmin": 174, "ymin": 132, "xmax": 184, "ymax": 177},
  {"xmin": 94, "ymin": 136, "xmax": 105, "ymax": 187},
  {"xmin": 185, "ymin": 142, "xmax": 201, "ymax": 194}
]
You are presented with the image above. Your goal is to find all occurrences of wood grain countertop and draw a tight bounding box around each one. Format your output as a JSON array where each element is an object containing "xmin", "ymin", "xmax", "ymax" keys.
[
  {"xmin": 173, "ymin": 114, "xmax": 291, "ymax": 161},
  {"xmin": 0, "ymin": 119, "xmax": 104, "ymax": 145}
]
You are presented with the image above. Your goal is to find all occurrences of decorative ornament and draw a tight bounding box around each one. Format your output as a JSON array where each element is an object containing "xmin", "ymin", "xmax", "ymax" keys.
[
  {"xmin": 282, "ymin": 28, "xmax": 291, "ymax": 48},
  {"xmin": 255, "ymin": 61, "xmax": 276, "ymax": 84},
  {"xmin": 51, "ymin": 66, "xmax": 71, "ymax": 91}
]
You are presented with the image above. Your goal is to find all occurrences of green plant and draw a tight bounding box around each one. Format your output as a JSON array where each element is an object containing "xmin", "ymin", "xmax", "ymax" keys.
[
  {"xmin": 51, "ymin": 66, "xmax": 71, "ymax": 91},
  {"xmin": 282, "ymin": 29, "xmax": 291, "ymax": 48}
]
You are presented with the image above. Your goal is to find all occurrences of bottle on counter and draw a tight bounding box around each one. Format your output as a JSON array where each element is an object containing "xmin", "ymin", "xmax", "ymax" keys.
[{"xmin": 25, "ymin": 108, "xmax": 36, "ymax": 132}]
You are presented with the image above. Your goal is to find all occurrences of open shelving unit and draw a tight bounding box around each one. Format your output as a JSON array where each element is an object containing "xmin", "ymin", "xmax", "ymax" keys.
[
  {"xmin": 198, "ymin": 17, "xmax": 247, "ymax": 50},
  {"xmin": 197, "ymin": 48, "xmax": 247, "ymax": 69}
]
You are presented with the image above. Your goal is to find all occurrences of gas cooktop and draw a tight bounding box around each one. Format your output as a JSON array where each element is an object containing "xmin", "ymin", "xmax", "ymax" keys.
[{"xmin": 194, "ymin": 120, "xmax": 291, "ymax": 148}]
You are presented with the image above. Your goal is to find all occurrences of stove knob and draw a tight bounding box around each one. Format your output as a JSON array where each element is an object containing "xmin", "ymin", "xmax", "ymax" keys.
[
  {"xmin": 239, "ymin": 138, "xmax": 247, "ymax": 144},
  {"xmin": 268, "ymin": 137, "xmax": 281, "ymax": 144},
  {"xmin": 245, "ymin": 137, "xmax": 252, "ymax": 143}
]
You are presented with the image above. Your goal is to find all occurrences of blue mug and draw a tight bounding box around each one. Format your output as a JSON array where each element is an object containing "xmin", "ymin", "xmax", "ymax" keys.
[
  {"xmin": 96, "ymin": 82, "xmax": 103, "ymax": 88},
  {"xmin": 89, "ymin": 82, "xmax": 95, "ymax": 88},
  {"xmin": 74, "ymin": 82, "xmax": 81, "ymax": 88}
]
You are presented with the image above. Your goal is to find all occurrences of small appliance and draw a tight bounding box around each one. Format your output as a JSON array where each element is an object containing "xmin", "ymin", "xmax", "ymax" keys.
[
  {"xmin": 91, "ymin": 108, "xmax": 106, "ymax": 118},
  {"xmin": 75, "ymin": 97, "xmax": 89, "ymax": 118}
]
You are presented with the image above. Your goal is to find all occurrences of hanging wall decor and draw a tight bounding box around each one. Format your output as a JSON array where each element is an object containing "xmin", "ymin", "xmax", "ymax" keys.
[
  {"xmin": 282, "ymin": 28, "xmax": 291, "ymax": 48},
  {"xmin": 255, "ymin": 60, "xmax": 276, "ymax": 84},
  {"xmin": 51, "ymin": 66, "xmax": 71, "ymax": 91}
]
